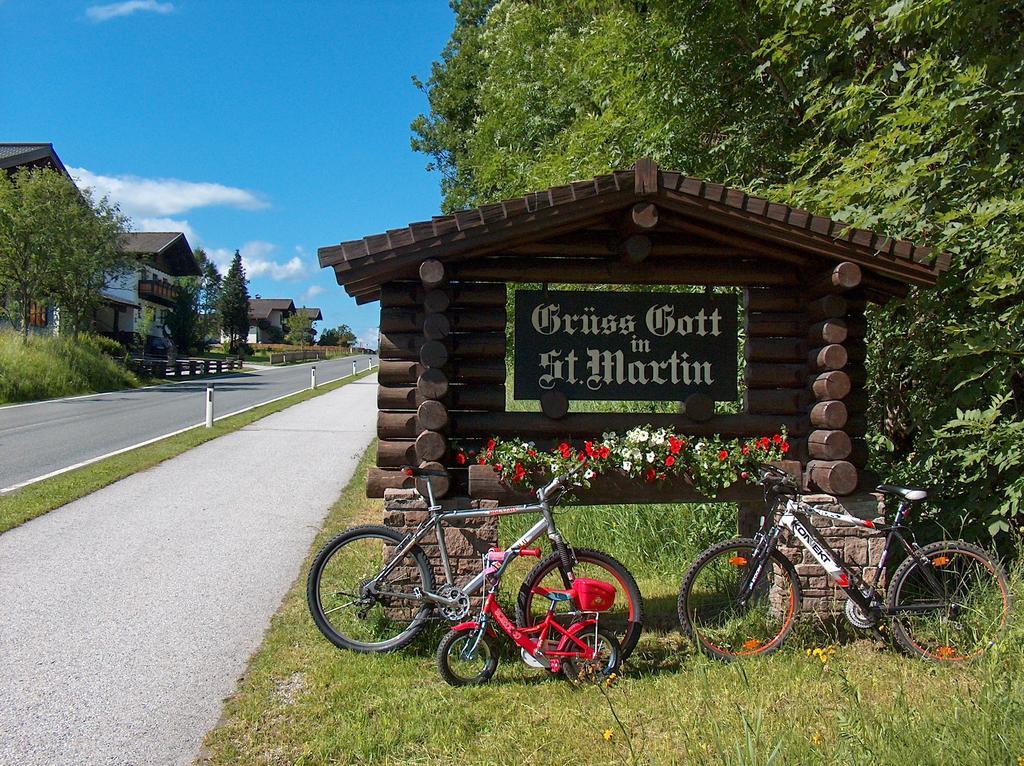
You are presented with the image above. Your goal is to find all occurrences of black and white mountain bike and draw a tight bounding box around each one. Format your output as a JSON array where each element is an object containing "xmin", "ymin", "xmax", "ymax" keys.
[{"xmin": 678, "ymin": 465, "xmax": 1012, "ymax": 661}]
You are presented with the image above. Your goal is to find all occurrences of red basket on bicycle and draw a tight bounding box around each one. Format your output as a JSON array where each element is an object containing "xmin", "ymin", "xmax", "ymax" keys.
[{"xmin": 571, "ymin": 578, "xmax": 616, "ymax": 611}]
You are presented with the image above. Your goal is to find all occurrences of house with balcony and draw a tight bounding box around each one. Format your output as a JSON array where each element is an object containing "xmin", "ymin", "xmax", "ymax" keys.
[
  {"xmin": 95, "ymin": 232, "xmax": 201, "ymax": 353},
  {"xmin": 246, "ymin": 298, "xmax": 295, "ymax": 343}
]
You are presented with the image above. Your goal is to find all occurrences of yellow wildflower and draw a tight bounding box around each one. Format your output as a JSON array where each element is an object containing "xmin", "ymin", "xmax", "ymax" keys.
[
  {"xmin": 603, "ymin": 729, "xmax": 614, "ymax": 741},
  {"xmin": 811, "ymin": 732, "xmax": 823, "ymax": 747}
]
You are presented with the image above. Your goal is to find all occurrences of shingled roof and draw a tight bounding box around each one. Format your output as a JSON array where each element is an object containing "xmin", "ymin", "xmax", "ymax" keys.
[
  {"xmin": 121, "ymin": 231, "xmax": 201, "ymax": 277},
  {"xmin": 319, "ymin": 159, "xmax": 950, "ymax": 303},
  {"xmin": 248, "ymin": 298, "xmax": 295, "ymax": 320},
  {"xmin": 0, "ymin": 142, "xmax": 71, "ymax": 178}
]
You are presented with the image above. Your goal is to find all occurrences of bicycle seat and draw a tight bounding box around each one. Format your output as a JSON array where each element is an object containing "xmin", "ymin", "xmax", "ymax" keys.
[
  {"xmin": 531, "ymin": 585, "xmax": 573, "ymax": 603},
  {"xmin": 876, "ymin": 485, "xmax": 927, "ymax": 501}
]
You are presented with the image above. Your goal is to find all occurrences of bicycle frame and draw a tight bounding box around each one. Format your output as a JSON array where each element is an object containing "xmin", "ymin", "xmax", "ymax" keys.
[
  {"xmin": 369, "ymin": 480, "xmax": 567, "ymax": 610},
  {"xmin": 749, "ymin": 493, "xmax": 947, "ymax": 616}
]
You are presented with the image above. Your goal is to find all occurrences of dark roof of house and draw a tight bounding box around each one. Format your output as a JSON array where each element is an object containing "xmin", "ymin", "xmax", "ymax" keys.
[
  {"xmin": 120, "ymin": 231, "xmax": 201, "ymax": 277},
  {"xmin": 319, "ymin": 159, "xmax": 951, "ymax": 303},
  {"xmin": 297, "ymin": 307, "xmax": 323, "ymax": 321},
  {"xmin": 248, "ymin": 298, "xmax": 296, "ymax": 320},
  {"xmin": 0, "ymin": 143, "xmax": 71, "ymax": 178}
]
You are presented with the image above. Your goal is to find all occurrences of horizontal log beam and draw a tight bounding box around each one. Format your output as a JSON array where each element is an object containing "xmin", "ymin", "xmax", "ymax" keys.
[
  {"xmin": 745, "ymin": 337, "xmax": 806, "ymax": 363},
  {"xmin": 807, "ymin": 429, "xmax": 853, "ymax": 460},
  {"xmin": 378, "ymin": 411, "xmax": 419, "ymax": 440},
  {"xmin": 809, "ymin": 371, "xmax": 851, "ymax": 401},
  {"xmin": 745, "ymin": 313, "xmax": 804, "ymax": 338},
  {"xmin": 744, "ymin": 363, "xmax": 807, "ymax": 389},
  {"xmin": 806, "ymin": 261, "xmax": 862, "ymax": 297},
  {"xmin": 379, "ymin": 282, "xmax": 506, "ymax": 308},
  {"xmin": 454, "ymin": 257, "xmax": 800, "ymax": 287},
  {"xmin": 380, "ymin": 307, "xmax": 506, "ymax": 334},
  {"xmin": 368, "ymin": 465, "xmax": 451, "ymax": 499},
  {"xmin": 743, "ymin": 289, "xmax": 803, "ymax": 313},
  {"xmin": 806, "ymin": 295, "xmax": 847, "ymax": 321},
  {"xmin": 807, "ymin": 344, "xmax": 848, "ymax": 372},
  {"xmin": 376, "ymin": 440, "xmax": 417, "ymax": 467},
  {"xmin": 808, "ymin": 319, "xmax": 847, "ymax": 345},
  {"xmin": 377, "ymin": 384, "xmax": 506, "ymax": 412},
  {"xmin": 805, "ymin": 460, "xmax": 858, "ymax": 495},
  {"xmin": 448, "ymin": 412, "xmax": 808, "ymax": 440},
  {"xmin": 378, "ymin": 359, "xmax": 506, "ymax": 386},
  {"xmin": 744, "ymin": 388, "xmax": 812, "ymax": 415},
  {"xmin": 378, "ymin": 332, "xmax": 506, "ymax": 361},
  {"xmin": 467, "ymin": 464, "xmax": 764, "ymax": 504},
  {"xmin": 809, "ymin": 400, "xmax": 848, "ymax": 429}
]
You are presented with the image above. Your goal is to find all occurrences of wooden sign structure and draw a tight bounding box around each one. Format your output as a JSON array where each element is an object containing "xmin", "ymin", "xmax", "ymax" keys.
[{"xmin": 319, "ymin": 159, "xmax": 950, "ymax": 503}]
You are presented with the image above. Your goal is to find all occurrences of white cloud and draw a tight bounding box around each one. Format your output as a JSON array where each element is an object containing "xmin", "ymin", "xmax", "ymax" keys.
[
  {"xmin": 208, "ymin": 241, "xmax": 309, "ymax": 282},
  {"xmin": 356, "ymin": 327, "xmax": 379, "ymax": 351},
  {"xmin": 86, "ymin": 1, "xmax": 174, "ymax": 22},
  {"xmin": 70, "ymin": 166, "xmax": 267, "ymax": 218},
  {"xmin": 135, "ymin": 216, "xmax": 197, "ymax": 244},
  {"xmin": 301, "ymin": 285, "xmax": 325, "ymax": 303}
]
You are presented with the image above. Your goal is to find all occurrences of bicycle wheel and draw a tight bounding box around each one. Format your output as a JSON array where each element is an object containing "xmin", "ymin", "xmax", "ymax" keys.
[
  {"xmin": 436, "ymin": 629, "xmax": 499, "ymax": 686},
  {"xmin": 306, "ymin": 525, "xmax": 434, "ymax": 652},
  {"xmin": 678, "ymin": 538, "xmax": 801, "ymax": 660},
  {"xmin": 887, "ymin": 540, "xmax": 1011, "ymax": 661},
  {"xmin": 561, "ymin": 626, "xmax": 621, "ymax": 682},
  {"xmin": 516, "ymin": 547, "xmax": 644, "ymax": 661}
]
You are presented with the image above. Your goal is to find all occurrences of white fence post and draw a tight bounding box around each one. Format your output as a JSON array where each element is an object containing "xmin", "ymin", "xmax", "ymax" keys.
[
  {"xmin": 352, "ymin": 359, "xmax": 357, "ymax": 376},
  {"xmin": 311, "ymin": 364, "xmax": 317, "ymax": 390},
  {"xmin": 205, "ymin": 384, "xmax": 215, "ymax": 428}
]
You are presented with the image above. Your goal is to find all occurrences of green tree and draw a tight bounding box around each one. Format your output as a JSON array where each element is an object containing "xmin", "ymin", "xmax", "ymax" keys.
[
  {"xmin": 165, "ymin": 279, "xmax": 201, "ymax": 354},
  {"xmin": 0, "ymin": 167, "xmax": 129, "ymax": 338},
  {"xmin": 413, "ymin": 0, "xmax": 1024, "ymax": 538},
  {"xmin": 218, "ymin": 251, "xmax": 250, "ymax": 354},
  {"xmin": 193, "ymin": 247, "xmax": 222, "ymax": 343},
  {"xmin": 319, "ymin": 323, "xmax": 356, "ymax": 347},
  {"xmin": 285, "ymin": 308, "xmax": 314, "ymax": 348}
]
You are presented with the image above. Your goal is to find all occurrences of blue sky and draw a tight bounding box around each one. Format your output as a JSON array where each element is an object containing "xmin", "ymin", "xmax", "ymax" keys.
[{"xmin": 1, "ymin": 0, "xmax": 455, "ymax": 347}]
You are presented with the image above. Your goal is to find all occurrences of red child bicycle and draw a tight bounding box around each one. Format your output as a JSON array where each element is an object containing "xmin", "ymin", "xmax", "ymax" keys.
[{"xmin": 437, "ymin": 546, "xmax": 621, "ymax": 685}]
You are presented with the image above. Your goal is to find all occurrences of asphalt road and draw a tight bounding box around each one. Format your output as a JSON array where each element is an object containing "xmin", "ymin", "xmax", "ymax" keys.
[{"xmin": 0, "ymin": 354, "xmax": 376, "ymax": 492}]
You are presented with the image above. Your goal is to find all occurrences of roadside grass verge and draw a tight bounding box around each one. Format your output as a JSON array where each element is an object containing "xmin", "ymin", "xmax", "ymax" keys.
[
  {"xmin": 0, "ymin": 368, "xmax": 375, "ymax": 536},
  {"xmin": 200, "ymin": 452, "xmax": 1024, "ymax": 766},
  {"xmin": 0, "ymin": 331, "xmax": 138, "ymax": 404}
]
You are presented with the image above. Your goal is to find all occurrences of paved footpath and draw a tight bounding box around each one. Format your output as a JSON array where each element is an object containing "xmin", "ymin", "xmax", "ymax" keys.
[{"xmin": 0, "ymin": 376, "xmax": 378, "ymax": 766}]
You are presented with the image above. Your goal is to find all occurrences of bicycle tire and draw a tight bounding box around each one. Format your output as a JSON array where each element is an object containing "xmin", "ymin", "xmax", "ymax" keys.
[
  {"xmin": 887, "ymin": 539, "xmax": 1011, "ymax": 661},
  {"xmin": 561, "ymin": 626, "xmax": 621, "ymax": 682},
  {"xmin": 436, "ymin": 628, "xmax": 499, "ymax": 686},
  {"xmin": 515, "ymin": 547, "xmax": 644, "ymax": 661},
  {"xmin": 307, "ymin": 524, "xmax": 434, "ymax": 653},
  {"xmin": 677, "ymin": 537, "xmax": 801, "ymax": 660}
]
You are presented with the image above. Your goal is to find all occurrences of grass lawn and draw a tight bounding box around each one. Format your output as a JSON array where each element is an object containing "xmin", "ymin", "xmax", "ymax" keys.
[
  {"xmin": 0, "ymin": 368, "xmax": 376, "ymax": 536},
  {"xmin": 200, "ymin": 449, "xmax": 1024, "ymax": 766}
]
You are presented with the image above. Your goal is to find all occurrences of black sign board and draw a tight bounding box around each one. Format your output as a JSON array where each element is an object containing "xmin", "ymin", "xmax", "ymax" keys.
[{"xmin": 514, "ymin": 289, "xmax": 738, "ymax": 402}]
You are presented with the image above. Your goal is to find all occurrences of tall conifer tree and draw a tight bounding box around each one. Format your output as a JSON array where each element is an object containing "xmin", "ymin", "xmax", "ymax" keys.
[{"xmin": 218, "ymin": 251, "xmax": 250, "ymax": 353}]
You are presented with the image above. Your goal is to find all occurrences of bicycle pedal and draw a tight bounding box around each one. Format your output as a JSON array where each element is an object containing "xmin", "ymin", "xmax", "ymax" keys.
[{"xmin": 520, "ymin": 648, "xmax": 546, "ymax": 669}]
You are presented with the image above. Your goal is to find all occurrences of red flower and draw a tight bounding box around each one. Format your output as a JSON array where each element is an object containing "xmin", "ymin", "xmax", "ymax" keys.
[
  {"xmin": 772, "ymin": 434, "xmax": 783, "ymax": 444},
  {"xmin": 494, "ymin": 463, "xmax": 503, "ymax": 472},
  {"xmin": 513, "ymin": 463, "xmax": 526, "ymax": 482},
  {"xmin": 665, "ymin": 455, "xmax": 676, "ymax": 467},
  {"xmin": 741, "ymin": 445, "xmax": 750, "ymax": 456},
  {"xmin": 468, "ymin": 449, "xmax": 476, "ymax": 457},
  {"xmin": 718, "ymin": 450, "xmax": 729, "ymax": 461},
  {"xmin": 598, "ymin": 446, "xmax": 611, "ymax": 459},
  {"xmin": 528, "ymin": 449, "xmax": 537, "ymax": 457},
  {"xmin": 740, "ymin": 471, "xmax": 749, "ymax": 480},
  {"xmin": 645, "ymin": 468, "xmax": 656, "ymax": 482},
  {"xmin": 780, "ymin": 440, "xmax": 791, "ymax": 454},
  {"xmin": 584, "ymin": 441, "xmax": 596, "ymax": 458},
  {"xmin": 758, "ymin": 437, "xmax": 770, "ymax": 450},
  {"xmin": 578, "ymin": 451, "xmax": 587, "ymax": 462},
  {"xmin": 668, "ymin": 437, "xmax": 682, "ymax": 455},
  {"xmin": 477, "ymin": 457, "xmax": 486, "ymax": 465},
  {"xmin": 455, "ymin": 452, "xmax": 467, "ymax": 465}
]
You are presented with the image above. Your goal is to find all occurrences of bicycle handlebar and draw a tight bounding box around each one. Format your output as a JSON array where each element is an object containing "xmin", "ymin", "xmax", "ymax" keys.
[{"xmin": 537, "ymin": 461, "xmax": 586, "ymax": 503}]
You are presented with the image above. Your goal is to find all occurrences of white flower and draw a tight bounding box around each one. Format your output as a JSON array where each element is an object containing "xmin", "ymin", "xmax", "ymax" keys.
[
  {"xmin": 651, "ymin": 431, "xmax": 665, "ymax": 445},
  {"xmin": 550, "ymin": 463, "xmax": 560, "ymax": 472},
  {"xmin": 584, "ymin": 469, "xmax": 595, "ymax": 480},
  {"xmin": 646, "ymin": 451, "xmax": 656, "ymax": 463},
  {"xmin": 621, "ymin": 461, "xmax": 632, "ymax": 471}
]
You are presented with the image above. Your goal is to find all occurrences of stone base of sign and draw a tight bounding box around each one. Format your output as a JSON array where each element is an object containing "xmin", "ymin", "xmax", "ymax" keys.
[
  {"xmin": 382, "ymin": 489, "xmax": 499, "ymax": 618},
  {"xmin": 739, "ymin": 492, "xmax": 886, "ymax": 616}
]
